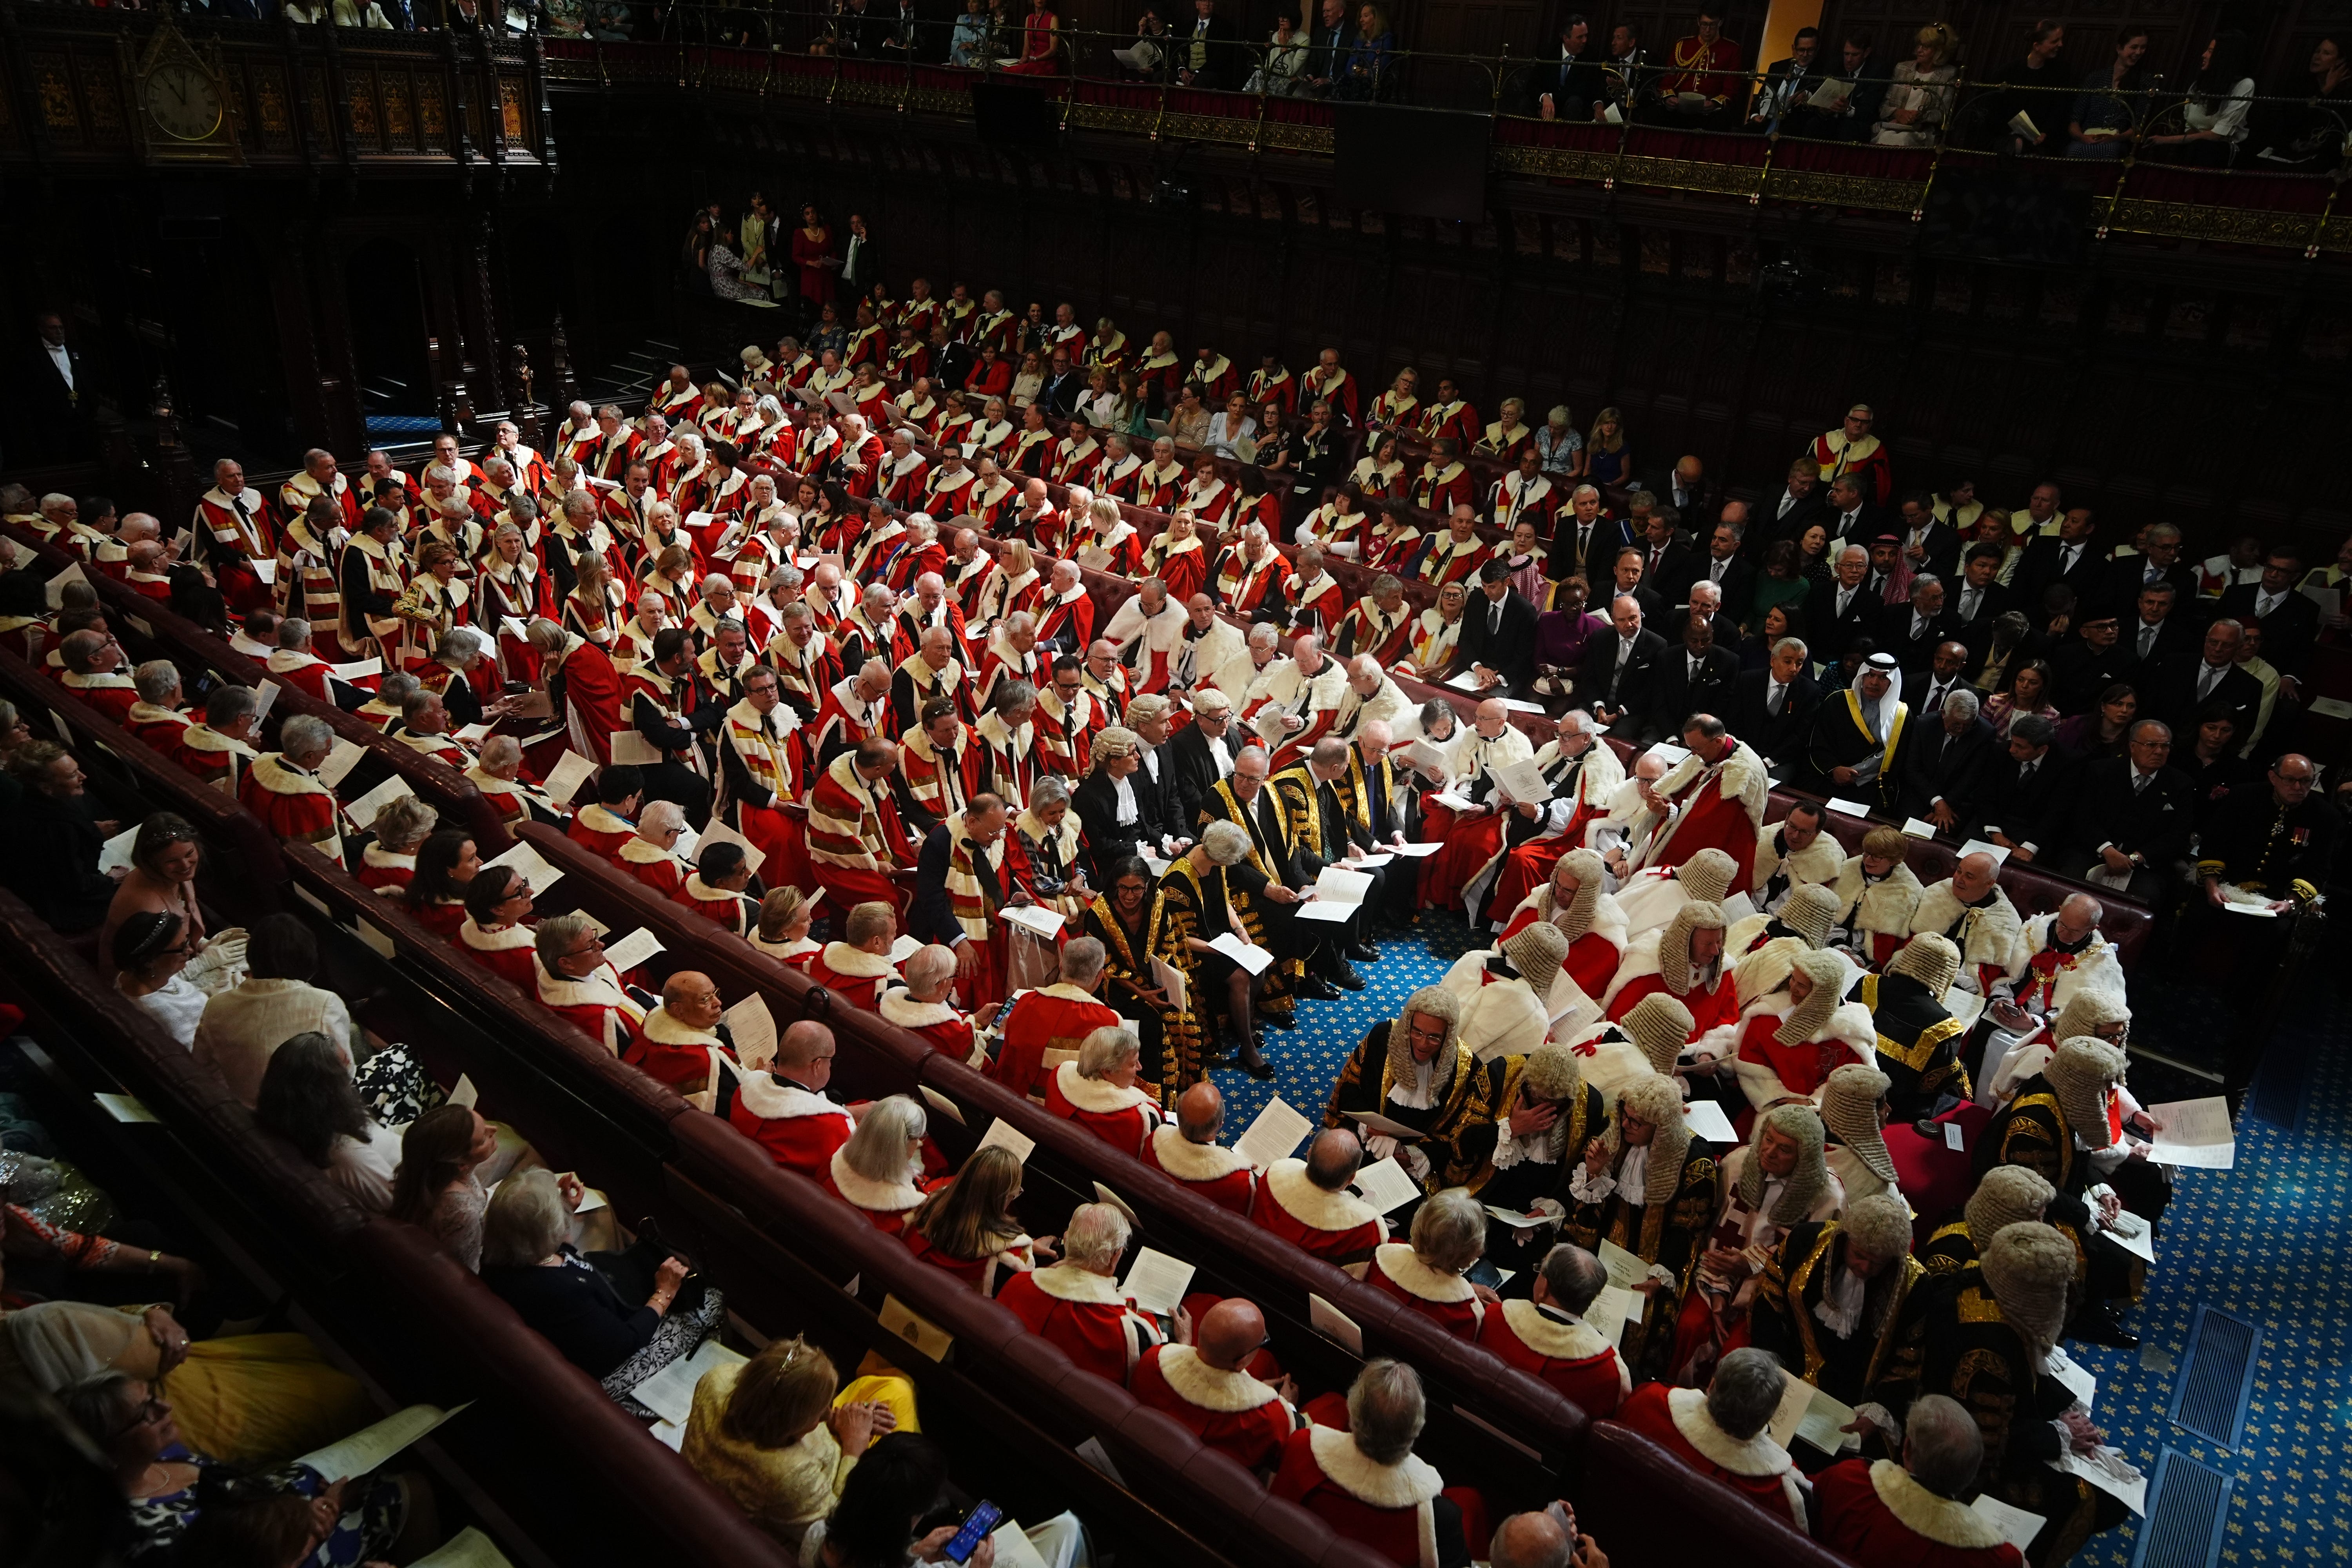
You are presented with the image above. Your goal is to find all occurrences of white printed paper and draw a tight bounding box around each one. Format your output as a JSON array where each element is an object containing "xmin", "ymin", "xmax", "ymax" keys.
[
  {"xmin": 1342, "ymin": 1108, "xmax": 1426, "ymax": 1141},
  {"xmin": 98, "ymin": 826, "xmax": 139, "ymax": 875},
  {"xmin": 43, "ymin": 562, "xmax": 89, "ymax": 610},
  {"xmin": 693, "ymin": 817, "xmax": 768, "ymax": 879},
  {"xmin": 2047, "ymin": 1345, "xmax": 2097, "ymax": 1411},
  {"xmin": 448, "ymin": 1074, "xmax": 479, "ymax": 1109},
  {"xmin": 1825, "ymin": 797, "xmax": 1875, "ymax": 818},
  {"xmin": 1208, "ymin": 931, "xmax": 1274, "ymax": 975},
  {"xmin": 1000, "ymin": 904, "xmax": 1066, "ymax": 940},
  {"xmin": 1234, "ymin": 1096, "xmax": 1312, "ymax": 1171},
  {"xmin": 542, "ymin": 749, "xmax": 598, "ymax": 804},
  {"xmin": 316, "ymin": 737, "xmax": 369, "ymax": 789},
  {"xmin": 722, "ymin": 992, "xmax": 777, "ymax": 1070},
  {"xmin": 345, "ymin": 772, "xmax": 415, "ymax": 832},
  {"xmin": 608, "ymin": 729, "xmax": 663, "ymax": 766},
  {"xmin": 1483, "ymin": 1205, "xmax": 1550, "ymax": 1229},
  {"xmin": 1350, "ymin": 1156, "xmax": 1423, "ymax": 1214},
  {"xmin": 1121, "ymin": 1247, "xmax": 1196, "ymax": 1316},
  {"xmin": 918, "ymin": 1085, "xmax": 967, "ymax": 1125},
  {"xmin": 1314, "ymin": 866, "xmax": 1375, "ymax": 905},
  {"xmin": 1943, "ymin": 1121, "xmax": 1966, "ymax": 1152},
  {"xmin": 296, "ymin": 1401, "xmax": 472, "ymax": 1483},
  {"xmin": 602, "ymin": 927, "xmax": 665, "ymax": 973},
  {"xmin": 2147, "ymin": 1097, "xmax": 2235, "ymax": 1169},
  {"xmin": 1308, "ymin": 1292, "xmax": 1363, "ymax": 1354},
  {"xmin": 888, "ymin": 933, "xmax": 924, "ymax": 965},
  {"xmin": 1149, "ymin": 957, "xmax": 1187, "ymax": 1014},
  {"xmin": 1390, "ymin": 841, "xmax": 1444, "ymax": 858},
  {"xmin": 1682, "ymin": 1099, "xmax": 1738, "ymax": 1142},
  {"xmin": 485, "ymin": 840, "xmax": 564, "ymax": 895},
  {"xmin": 1582, "ymin": 1284, "xmax": 1639, "ymax": 1347},
  {"xmin": 1901, "ymin": 817, "xmax": 1938, "ymax": 839},
  {"xmin": 1492, "ymin": 759, "xmax": 1553, "ymax": 804},
  {"xmin": 328, "ymin": 657, "xmax": 383, "ymax": 682},
  {"xmin": 975, "ymin": 1116, "xmax": 1036, "ymax": 1163},
  {"xmin": 2052, "ymin": 1448, "xmax": 2147, "ymax": 1515},
  {"xmin": 1597, "ymin": 1238, "xmax": 1650, "ymax": 1292},
  {"xmin": 629, "ymin": 1340, "xmax": 745, "ymax": 1426},
  {"xmin": 1969, "ymin": 1494, "xmax": 2045, "ymax": 1554}
]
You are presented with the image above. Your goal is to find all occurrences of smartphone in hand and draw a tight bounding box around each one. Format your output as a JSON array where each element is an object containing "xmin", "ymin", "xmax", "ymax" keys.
[{"xmin": 942, "ymin": 1500, "xmax": 1005, "ymax": 1564}]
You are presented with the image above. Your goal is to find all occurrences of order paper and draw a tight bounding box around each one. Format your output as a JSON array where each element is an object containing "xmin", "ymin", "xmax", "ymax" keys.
[
  {"xmin": 601, "ymin": 927, "xmax": 665, "ymax": 974},
  {"xmin": 1209, "ymin": 931, "xmax": 1275, "ymax": 975},
  {"xmin": 297, "ymin": 1402, "xmax": 472, "ymax": 1483},
  {"xmin": 485, "ymin": 840, "xmax": 564, "ymax": 896},
  {"xmin": 975, "ymin": 1116, "xmax": 1036, "ymax": 1163},
  {"xmin": 1350, "ymin": 1156, "xmax": 1423, "ymax": 1214},
  {"xmin": 2146, "ymin": 1097, "xmax": 2234, "ymax": 1169},
  {"xmin": 1235, "ymin": 1096, "xmax": 1312, "ymax": 1170},
  {"xmin": 1121, "ymin": 1247, "xmax": 1196, "ymax": 1316}
]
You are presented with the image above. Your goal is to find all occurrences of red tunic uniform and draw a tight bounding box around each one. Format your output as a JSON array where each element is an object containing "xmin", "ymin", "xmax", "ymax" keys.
[
  {"xmin": 1613, "ymin": 1383, "xmax": 1808, "ymax": 1530},
  {"xmin": 996, "ymin": 1264, "xmax": 1164, "ymax": 1383},
  {"xmin": 1473, "ymin": 1298, "xmax": 1628, "ymax": 1416}
]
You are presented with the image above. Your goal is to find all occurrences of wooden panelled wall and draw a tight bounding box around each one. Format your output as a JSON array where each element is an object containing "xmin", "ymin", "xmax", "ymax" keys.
[{"xmin": 545, "ymin": 107, "xmax": 2352, "ymax": 551}]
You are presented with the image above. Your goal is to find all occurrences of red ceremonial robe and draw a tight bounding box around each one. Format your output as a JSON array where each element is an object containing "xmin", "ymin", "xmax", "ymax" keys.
[
  {"xmin": 728, "ymin": 1071, "xmax": 857, "ymax": 1181},
  {"xmin": 457, "ymin": 917, "xmax": 540, "ymax": 990},
  {"xmin": 1606, "ymin": 971, "xmax": 1740, "ymax": 1041},
  {"xmin": 356, "ymin": 845, "xmax": 416, "ymax": 894},
  {"xmin": 535, "ymin": 957, "xmax": 649, "ymax": 1055},
  {"xmin": 1498, "ymin": 905, "xmax": 1624, "ymax": 998},
  {"xmin": 1270, "ymin": 1426, "xmax": 1447, "ymax": 1568},
  {"xmin": 1814, "ymin": 1459, "xmax": 2025, "ymax": 1568},
  {"xmin": 553, "ymin": 639, "xmax": 627, "ymax": 767},
  {"xmin": 623, "ymin": 1005, "xmax": 736, "ymax": 1107},
  {"xmin": 1474, "ymin": 1298, "xmax": 1629, "ymax": 1416},
  {"xmin": 238, "ymin": 753, "xmax": 343, "ymax": 863},
  {"xmin": 877, "ymin": 989, "xmax": 980, "ymax": 1066},
  {"xmin": 807, "ymin": 942, "xmax": 901, "ymax": 1013},
  {"xmin": 1045, "ymin": 1060, "xmax": 1163, "ymax": 1158},
  {"xmin": 1363, "ymin": 1243, "xmax": 1486, "ymax": 1342},
  {"xmin": 567, "ymin": 803, "xmax": 638, "ymax": 860},
  {"xmin": 1130, "ymin": 1344, "xmax": 1298, "ymax": 1470},
  {"xmin": 124, "ymin": 702, "xmax": 194, "ymax": 756},
  {"xmin": 1614, "ymin": 1383, "xmax": 1808, "ymax": 1530},
  {"xmin": 1254, "ymin": 1158, "xmax": 1385, "ymax": 1273},
  {"xmin": 60, "ymin": 671, "xmax": 139, "ymax": 725},
  {"xmin": 997, "ymin": 1263, "xmax": 1164, "ymax": 1383},
  {"xmin": 822, "ymin": 1150, "xmax": 934, "ymax": 1238},
  {"xmin": 1140, "ymin": 1125, "xmax": 1258, "ymax": 1218},
  {"xmin": 615, "ymin": 835, "xmax": 688, "ymax": 899},
  {"xmin": 990, "ymin": 983, "xmax": 1122, "ymax": 1100}
]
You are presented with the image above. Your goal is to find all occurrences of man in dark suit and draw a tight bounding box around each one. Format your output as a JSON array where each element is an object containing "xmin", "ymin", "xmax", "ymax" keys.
[
  {"xmin": 927, "ymin": 323, "xmax": 974, "ymax": 396},
  {"xmin": 1164, "ymin": 690, "xmax": 1239, "ymax": 838},
  {"xmin": 2118, "ymin": 583, "xmax": 2196, "ymax": 692},
  {"xmin": 2049, "ymin": 613, "xmax": 2137, "ymax": 715},
  {"xmin": 1599, "ymin": 545, "xmax": 1664, "ymax": 627},
  {"xmin": 1804, "ymin": 543, "xmax": 1880, "ymax": 666},
  {"xmin": 2144, "ymin": 618, "xmax": 2264, "ymax": 739},
  {"xmin": 1891, "ymin": 492, "xmax": 1962, "ymax": 585},
  {"xmin": 2047, "ymin": 720, "xmax": 2197, "ymax": 904},
  {"xmin": 1896, "ymin": 688, "xmax": 2000, "ymax": 831},
  {"xmin": 1644, "ymin": 617, "xmax": 1741, "ymax": 744},
  {"xmin": 2217, "ymin": 546, "xmax": 2322, "ymax": 684},
  {"xmin": 1903, "ymin": 639, "xmax": 1974, "ymax": 721},
  {"xmin": 1630, "ymin": 511, "xmax": 1695, "ymax": 600},
  {"xmin": 1174, "ymin": 0, "xmax": 1243, "ymax": 90},
  {"xmin": 1671, "ymin": 518, "xmax": 1757, "ymax": 617},
  {"xmin": 1454, "ymin": 559, "xmax": 1540, "ymax": 697},
  {"xmin": 1969, "ymin": 713, "xmax": 2068, "ymax": 857},
  {"xmin": 1882, "ymin": 575, "xmax": 1964, "ymax": 674},
  {"xmin": 19, "ymin": 310, "xmax": 88, "ymax": 464},
  {"xmin": 1822, "ymin": 474, "xmax": 1878, "ymax": 549},
  {"xmin": 1575, "ymin": 592, "xmax": 1668, "ymax": 735},
  {"xmin": 1038, "ymin": 348, "xmax": 1087, "ymax": 417},
  {"xmin": 1664, "ymin": 457, "xmax": 1717, "ymax": 535},
  {"xmin": 1782, "ymin": 29, "xmax": 1887, "ymax": 141},
  {"xmin": 1730, "ymin": 635, "xmax": 1821, "ymax": 766},
  {"xmin": 2091, "ymin": 521, "xmax": 2197, "ymax": 620},
  {"xmin": 1947, "ymin": 545, "xmax": 2015, "ymax": 646},
  {"xmin": 1746, "ymin": 25, "xmax": 1822, "ymax": 127},
  {"xmin": 1515, "ymin": 13, "xmax": 1608, "ymax": 119},
  {"xmin": 1549, "ymin": 486, "xmax": 1633, "ymax": 584},
  {"xmin": 1762, "ymin": 457, "xmax": 1831, "ymax": 550},
  {"xmin": 2012, "ymin": 508, "xmax": 2108, "ymax": 617}
]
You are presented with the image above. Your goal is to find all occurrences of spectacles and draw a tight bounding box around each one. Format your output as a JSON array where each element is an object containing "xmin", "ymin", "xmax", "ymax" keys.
[{"xmin": 110, "ymin": 1396, "xmax": 168, "ymax": 1441}]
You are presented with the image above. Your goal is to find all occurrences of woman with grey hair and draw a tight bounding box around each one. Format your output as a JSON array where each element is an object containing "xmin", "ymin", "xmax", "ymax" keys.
[
  {"xmin": 824, "ymin": 1094, "xmax": 931, "ymax": 1235},
  {"xmin": 1015, "ymin": 772, "xmax": 1092, "ymax": 917},
  {"xmin": 359, "ymin": 794, "xmax": 440, "ymax": 892},
  {"xmin": 479, "ymin": 519, "xmax": 555, "ymax": 683},
  {"xmin": 479, "ymin": 1167, "xmax": 724, "ymax": 1406},
  {"xmin": 1365, "ymin": 1187, "xmax": 1494, "ymax": 1340},
  {"xmin": 425, "ymin": 623, "xmax": 492, "ymax": 730},
  {"xmin": 1047, "ymin": 1024, "xmax": 1161, "ymax": 1156}
]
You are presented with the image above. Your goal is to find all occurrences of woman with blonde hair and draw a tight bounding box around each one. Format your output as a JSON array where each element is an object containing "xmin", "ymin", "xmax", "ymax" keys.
[
  {"xmin": 1584, "ymin": 406, "xmax": 1630, "ymax": 491},
  {"xmin": 901, "ymin": 1145, "xmax": 1050, "ymax": 1294},
  {"xmin": 750, "ymin": 886, "xmax": 821, "ymax": 968},
  {"xmin": 1873, "ymin": 23, "xmax": 1962, "ymax": 147},
  {"xmin": 683, "ymin": 1334, "xmax": 918, "ymax": 1550}
]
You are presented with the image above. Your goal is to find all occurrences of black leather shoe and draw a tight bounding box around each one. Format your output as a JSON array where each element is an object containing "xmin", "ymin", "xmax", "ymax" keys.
[
  {"xmin": 1239, "ymin": 1039, "xmax": 1276, "ymax": 1080},
  {"xmin": 1298, "ymin": 975, "xmax": 1341, "ymax": 1001},
  {"xmin": 1265, "ymin": 1010, "xmax": 1299, "ymax": 1031},
  {"xmin": 1345, "ymin": 940, "xmax": 1381, "ymax": 962},
  {"xmin": 2067, "ymin": 1306, "xmax": 2140, "ymax": 1350},
  {"xmin": 1331, "ymin": 964, "xmax": 1367, "ymax": 991}
]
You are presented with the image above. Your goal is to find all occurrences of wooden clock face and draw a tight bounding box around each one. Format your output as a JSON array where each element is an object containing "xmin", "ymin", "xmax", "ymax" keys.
[{"xmin": 147, "ymin": 62, "xmax": 223, "ymax": 142}]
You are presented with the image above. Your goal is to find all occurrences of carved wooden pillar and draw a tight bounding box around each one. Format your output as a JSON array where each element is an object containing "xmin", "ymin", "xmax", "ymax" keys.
[
  {"xmin": 549, "ymin": 316, "xmax": 579, "ymax": 412},
  {"xmin": 454, "ymin": 208, "xmax": 507, "ymax": 410},
  {"xmin": 513, "ymin": 343, "xmax": 539, "ymax": 445},
  {"xmin": 270, "ymin": 231, "xmax": 336, "ymax": 455},
  {"xmin": 151, "ymin": 375, "xmax": 199, "ymax": 529}
]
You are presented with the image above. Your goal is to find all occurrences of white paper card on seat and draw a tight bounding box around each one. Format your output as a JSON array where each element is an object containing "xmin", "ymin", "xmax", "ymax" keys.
[
  {"xmin": 98, "ymin": 826, "xmax": 139, "ymax": 875},
  {"xmin": 1682, "ymin": 1099, "xmax": 1738, "ymax": 1143},
  {"xmin": 1901, "ymin": 817, "xmax": 1938, "ymax": 839},
  {"xmin": 1308, "ymin": 1292, "xmax": 1363, "ymax": 1354},
  {"xmin": 1234, "ymin": 1096, "xmax": 1312, "ymax": 1171},
  {"xmin": 1350, "ymin": 1156, "xmax": 1422, "ymax": 1214},
  {"xmin": 1074, "ymin": 1436, "xmax": 1126, "ymax": 1485},
  {"xmin": 316, "ymin": 737, "xmax": 369, "ymax": 789},
  {"xmin": 95, "ymin": 1092, "xmax": 161, "ymax": 1123},
  {"xmin": 2146, "ymin": 1096, "xmax": 2234, "ymax": 1168},
  {"xmin": 1958, "ymin": 838, "xmax": 2012, "ymax": 867},
  {"xmin": 999, "ymin": 904, "xmax": 1065, "ymax": 940},
  {"xmin": 608, "ymin": 730, "xmax": 663, "ymax": 766},
  {"xmin": 542, "ymin": 749, "xmax": 599, "ymax": 805},
  {"xmin": 1825, "ymin": 797, "xmax": 1874, "ymax": 818},
  {"xmin": 1943, "ymin": 1121, "xmax": 1967, "ymax": 1152},
  {"xmin": 602, "ymin": 927, "xmax": 665, "ymax": 974},
  {"xmin": 1208, "ymin": 931, "xmax": 1274, "ymax": 975},
  {"xmin": 975, "ymin": 1117, "xmax": 1036, "ymax": 1163},
  {"xmin": 879, "ymin": 1294, "xmax": 954, "ymax": 1362},
  {"xmin": 722, "ymin": 992, "xmax": 777, "ymax": 1071},
  {"xmin": 918, "ymin": 1085, "xmax": 967, "ymax": 1125},
  {"xmin": 296, "ymin": 1401, "xmax": 473, "ymax": 1483},
  {"xmin": 1121, "ymin": 1247, "xmax": 1195, "ymax": 1316},
  {"xmin": 693, "ymin": 816, "xmax": 768, "ymax": 879},
  {"xmin": 629, "ymin": 1340, "xmax": 745, "ymax": 1426},
  {"xmin": 345, "ymin": 772, "xmax": 415, "ymax": 832},
  {"xmin": 1499, "ymin": 699, "xmax": 1547, "ymax": 715},
  {"xmin": 485, "ymin": 840, "xmax": 564, "ymax": 896}
]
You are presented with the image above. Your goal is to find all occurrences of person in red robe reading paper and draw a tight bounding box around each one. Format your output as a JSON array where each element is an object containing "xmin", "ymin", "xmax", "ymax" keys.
[
  {"xmin": 615, "ymin": 801, "xmax": 691, "ymax": 899},
  {"xmin": 1814, "ymin": 1395, "xmax": 2026, "ymax": 1568},
  {"xmin": 1813, "ymin": 403, "xmax": 1893, "ymax": 507},
  {"xmin": 716, "ymin": 664, "xmax": 812, "ymax": 897},
  {"xmin": 1730, "ymin": 948, "xmax": 1878, "ymax": 1109},
  {"xmin": 1601, "ymin": 901, "xmax": 1740, "ymax": 1045},
  {"xmin": 1475, "ymin": 1243, "xmax": 1631, "ymax": 1417},
  {"xmin": 238, "ymin": 716, "xmax": 344, "ymax": 863},
  {"xmin": 1363, "ymin": 1189, "xmax": 1492, "ymax": 1343},
  {"xmin": 824, "ymin": 1094, "xmax": 934, "ymax": 1238},
  {"xmin": 730, "ymin": 1020, "xmax": 858, "ymax": 1180},
  {"xmin": 807, "ymin": 738, "xmax": 919, "ymax": 919},
  {"xmin": 989, "ymin": 938, "xmax": 1123, "ymax": 1100},
  {"xmin": 1130, "ymin": 1298, "xmax": 1302, "ymax": 1470},
  {"xmin": 1142, "ymin": 1081, "xmax": 1259, "ymax": 1218},
  {"xmin": 622, "ymin": 969, "xmax": 737, "ymax": 1111},
  {"xmin": 1270, "ymin": 1361, "xmax": 1469, "ymax": 1568},
  {"xmin": 1046, "ymin": 1026, "xmax": 1165, "ymax": 1158},
  {"xmin": 567, "ymin": 765, "xmax": 643, "ymax": 860},
  {"xmin": 1615, "ymin": 1347, "xmax": 1810, "ymax": 1530},
  {"xmin": 1210, "ymin": 524, "xmax": 1287, "ymax": 620},
  {"xmin": 532, "ymin": 913, "xmax": 650, "ymax": 1055},
  {"xmin": 1634, "ymin": 713, "xmax": 1770, "ymax": 889},
  {"xmin": 996, "ymin": 1201, "xmax": 1170, "ymax": 1384},
  {"xmin": 876, "ymin": 945, "xmax": 979, "ymax": 1063},
  {"xmin": 1255, "ymin": 1129, "xmax": 1386, "ymax": 1274},
  {"xmin": 808, "ymin": 900, "xmax": 905, "ymax": 1013},
  {"xmin": 673, "ymin": 842, "xmax": 759, "ymax": 938}
]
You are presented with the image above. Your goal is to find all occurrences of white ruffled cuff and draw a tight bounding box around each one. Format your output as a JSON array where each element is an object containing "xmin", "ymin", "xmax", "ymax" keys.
[{"xmin": 1568, "ymin": 1166, "xmax": 1617, "ymax": 1203}]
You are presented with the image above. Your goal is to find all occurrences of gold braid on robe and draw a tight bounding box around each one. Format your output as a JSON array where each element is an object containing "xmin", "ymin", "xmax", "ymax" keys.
[
  {"xmin": 1562, "ymin": 1143, "xmax": 1718, "ymax": 1378},
  {"xmin": 1320, "ymin": 1028, "xmax": 1522, "ymax": 1193},
  {"xmin": 1084, "ymin": 890, "xmax": 1198, "ymax": 1106},
  {"xmin": 1194, "ymin": 780, "xmax": 1306, "ymax": 1004},
  {"xmin": 1753, "ymin": 1221, "xmax": 1924, "ymax": 1405}
]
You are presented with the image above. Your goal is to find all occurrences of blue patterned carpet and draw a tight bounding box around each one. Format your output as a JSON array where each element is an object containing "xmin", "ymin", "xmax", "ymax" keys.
[{"xmin": 1209, "ymin": 912, "xmax": 2352, "ymax": 1568}]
